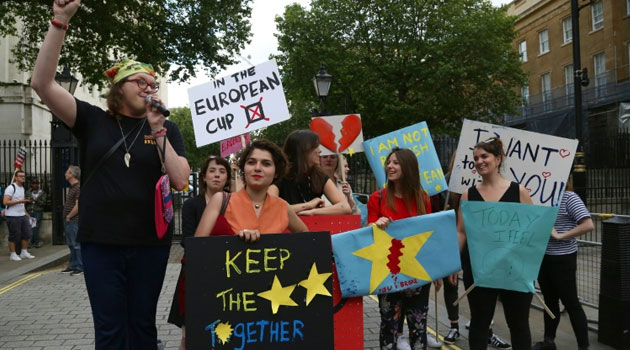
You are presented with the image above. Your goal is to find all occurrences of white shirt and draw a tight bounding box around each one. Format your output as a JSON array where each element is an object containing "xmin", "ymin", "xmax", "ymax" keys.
[{"xmin": 4, "ymin": 183, "xmax": 26, "ymax": 217}]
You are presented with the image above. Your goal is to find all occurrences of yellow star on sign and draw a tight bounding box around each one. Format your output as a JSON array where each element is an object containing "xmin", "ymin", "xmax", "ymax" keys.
[
  {"xmin": 298, "ymin": 263, "xmax": 332, "ymax": 306},
  {"xmin": 348, "ymin": 147, "xmax": 355, "ymax": 156},
  {"xmin": 353, "ymin": 224, "xmax": 433, "ymax": 294},
  {"xmin": 257, "ymin": 275, "xmax": 298, "ymax": 314}
]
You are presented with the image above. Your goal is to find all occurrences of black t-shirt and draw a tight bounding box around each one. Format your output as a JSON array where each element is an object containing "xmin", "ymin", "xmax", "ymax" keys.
[
  {"xmin": 72, "ymin": 99, "xmax": 186, "ymax": 246},
  {"xmin": 275, "ymin": 175, "xmax": 329, "ymax": 205}
]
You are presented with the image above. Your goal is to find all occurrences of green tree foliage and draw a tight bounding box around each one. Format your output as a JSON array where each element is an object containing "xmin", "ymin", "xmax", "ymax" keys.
[
  {"xmin": 267, "ymin": 0, "xmax": 525, "ymax": 139},
  {"xmin": 0, "ymin": 0, "xmax": 252, "ymax": 87},
  {"xmin": 168, "ymin": 107, "xmax": 219, "ymax": 171}
]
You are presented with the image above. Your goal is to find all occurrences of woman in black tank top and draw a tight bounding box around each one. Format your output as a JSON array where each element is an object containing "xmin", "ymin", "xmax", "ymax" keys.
[{"xmin": 456, "ymin": 137, "xmax": 534, "ymax": 350}]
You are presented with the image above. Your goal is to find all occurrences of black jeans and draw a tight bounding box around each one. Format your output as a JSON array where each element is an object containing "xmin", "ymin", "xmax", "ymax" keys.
[
  {"xmin": 462, "ymin": 248, "xmax": 533, "ymax": 350},
  {"xmin": 537, "ymin": 253, "xmax": 589, "ymax": 348},
  {"xmin": 83, "ymin": 243, "xmax": 170, "ymax": 349}
]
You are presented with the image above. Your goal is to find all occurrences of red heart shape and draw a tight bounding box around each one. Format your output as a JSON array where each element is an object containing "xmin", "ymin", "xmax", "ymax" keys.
[
  {"xmin": 542, "ymin": 171, "xmax": 551, "ymax": 178},
  {"xmin": 338, "ymin": 114, "xmax": 362, "ymax": 153},
  {"xmin": 472, "ymin": 169, "xmax": 477, "ymax": 174},
  {"xmin": 310, "ymin": 117, "xmax": 337, "ymax": 152},
  {"xmin": 559, "ymin": 149, "xmax": 571, "ymax": 158}
]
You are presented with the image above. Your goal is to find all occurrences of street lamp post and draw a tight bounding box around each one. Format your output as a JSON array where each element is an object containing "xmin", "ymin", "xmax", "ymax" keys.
[
  {"xmin": 312, "ymin": 65, "xmax": 333, "ymax": 116},
  {"xmin": 51, "ymin": 66, "xmax": 79, "ymax": 245},
  {"xmin": 570, "ymin": 0, "xmax": 592, "ymax": 202}
]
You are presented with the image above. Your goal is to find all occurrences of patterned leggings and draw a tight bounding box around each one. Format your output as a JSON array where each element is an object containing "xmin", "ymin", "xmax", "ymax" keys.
[{"xmin": 378, "ymin": 284, "xmax": 430, "ymax": 350}]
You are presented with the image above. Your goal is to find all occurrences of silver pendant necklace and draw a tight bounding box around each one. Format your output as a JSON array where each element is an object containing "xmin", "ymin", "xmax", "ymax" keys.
[{"xmin": 117, "ymin": 118, "xmax": 147, "ymax": 168}]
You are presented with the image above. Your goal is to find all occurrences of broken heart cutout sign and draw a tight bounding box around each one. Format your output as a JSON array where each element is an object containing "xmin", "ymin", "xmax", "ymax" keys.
[{"xmin": 310, "ymin": 114, "xmax": 363, "ymax": 153}]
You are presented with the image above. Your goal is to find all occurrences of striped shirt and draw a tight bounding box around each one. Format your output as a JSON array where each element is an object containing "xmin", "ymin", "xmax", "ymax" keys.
[{"xmin": 546, "ymin": 191, "xmax": 590, "ymax": 255}]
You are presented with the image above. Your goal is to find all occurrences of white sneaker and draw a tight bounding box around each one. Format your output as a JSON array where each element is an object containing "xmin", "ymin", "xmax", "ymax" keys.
[
  {"xmin": 20, "ymin": 250, "xmax": 35, "ymax": 259},
  {"xmin": 9, "ymin": 253, "xmax": 21, "ymax": 261},
  {"xmin": 427, "ymin": 334, "xmax": 443, "ymax": 348},
  {"xmin": 396, "ymin": 335, "xmax": 412, "ymax": 350}
]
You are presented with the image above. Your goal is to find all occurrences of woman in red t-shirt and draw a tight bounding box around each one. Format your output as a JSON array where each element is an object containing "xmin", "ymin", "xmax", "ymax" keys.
[{"xmin": 367, "ymin": 147, "xmax": 438, "ymax": 350}]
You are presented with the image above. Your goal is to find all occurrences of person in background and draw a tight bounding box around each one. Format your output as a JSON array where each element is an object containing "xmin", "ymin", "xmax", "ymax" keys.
[
  {"xmin": 457, "ymin": 137, "xmax": 532, "ymax": 350},
  {"xmin": 26, "ymin": 179, "xmax": 47, "ymax": 249},
  {"xmin": 3, "ymin": 170, "xmax": 35, "ymax": 261},
  {"xmin": 60, "ymin": 165, "xmax": 82, "ymax": 276},
  {"xmin": 30, "ymin": 1, "xmax": 190, "ymax": 347},
  {"xmin": 533, "ymin": 176, "xmax": 593, "ymax": 350},
  {"xmin": 320, "ymin": 153, "xmax": 360, "ymax": 215},
  {"xmin": 367, "ymin": 147, "xmax": 439, "ymax": 350},
  {"xmin": 168, "ymin": 155, "xmax": 231, "ymax": 350},
  {"xmin": 270, "ymin": 130, "xmax": 351, "ymax": 216}
]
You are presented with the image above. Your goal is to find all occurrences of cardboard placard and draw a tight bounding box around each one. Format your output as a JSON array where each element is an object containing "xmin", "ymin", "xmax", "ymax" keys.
[
  {"xmin": 185, "ymin": 232, "xmax": 333, "ymax": 349},
  {"xmin": 189, "ymin": 60, "xmax": 290, "ymax": 147},
  {"xmin": 363, "ymin": 121, "xmax": 447, "ymax": 196},
  {"xmin": 449, "ymin": 119, "xmax": 578, "ymax": 206},
  {"xmin": 309, "ymin": 114, "xmax": 364, "ymax": 155}
]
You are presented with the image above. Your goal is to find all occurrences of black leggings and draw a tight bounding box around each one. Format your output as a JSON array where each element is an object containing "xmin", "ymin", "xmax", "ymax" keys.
[
  {"xmin": 537, "ymin": 253, "xmax": 589, "ymax": 348},
  {"xmin": 463, "ymin": 249, "xmax": 533, "ymax": 350}
]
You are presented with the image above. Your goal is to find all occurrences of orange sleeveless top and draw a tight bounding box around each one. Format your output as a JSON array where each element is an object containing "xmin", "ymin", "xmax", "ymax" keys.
[{"xmin": 224, "ymin": 189, "xmax": 289, "ymax": 234}]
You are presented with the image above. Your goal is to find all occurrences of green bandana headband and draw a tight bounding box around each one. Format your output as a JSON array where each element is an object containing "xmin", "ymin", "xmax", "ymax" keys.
[{"xmin": 104, "ymin": 59, "xmax": 155, "ymax": 84}]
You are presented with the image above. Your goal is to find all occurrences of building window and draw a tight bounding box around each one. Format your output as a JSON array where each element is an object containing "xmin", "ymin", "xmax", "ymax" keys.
[
  {"xmin": 518, "ymin": 41, "xmax": 528, "ymax": 62},
  {"xmin": 541, "ymin": 73, "xmax": 551, "ymax": 110},
  {"xmin": 627, "ymin": 0, "xmax": 630, "ymax": 15},
  {"xmin": 521, "ymin": 85, "xmax": 530, "ymax": 104},
  {"xmin": 539, "ymin": 30, "xmax": 549, "ymax": 54},
  {"xmin": 594, "ymin": 52, "xmax": 606, "ymax": 98},
  {"xmin": 562, "ymin": 18, "xmax": 572, "ymax": 44},
  {"xmin": 564, "ymin": 64, "xmax": 574, "ymax": 104},
  {"xmin": 592, "ymin": 1, "xmax": 603, "ymax": 31}
]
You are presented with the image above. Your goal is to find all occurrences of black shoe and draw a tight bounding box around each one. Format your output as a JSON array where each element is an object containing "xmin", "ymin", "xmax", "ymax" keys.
[
  {"xmin": 489, "ymin": 334, "xmax": 512, "ymax": 349},
  {"xmin": 34, "ymin": 241, "xmax": 43, "ymax": 248},
  {"xmin": 61, "ymin": 267, "xmax": 74, "ymax": 274},
  {"xmin": 70, "ymin": 269, "xmax": 84, "ymax": 276},
  {"xmin": 533, "ymin": 340, "xmax": 556, "ymax": 350}
]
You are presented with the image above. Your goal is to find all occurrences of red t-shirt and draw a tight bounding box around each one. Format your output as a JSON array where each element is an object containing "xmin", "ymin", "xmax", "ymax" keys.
[{"xmin": 367, "ymin": 188, "xmax": 432, "ymax": 223}]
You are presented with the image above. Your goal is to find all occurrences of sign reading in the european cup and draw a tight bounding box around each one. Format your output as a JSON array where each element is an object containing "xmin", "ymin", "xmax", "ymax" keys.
[
  {"xmin": 188, "ymin": 60, "xmax": 290, "ymax": 147},
  {"xmin": 449, "ymin": 120, "xmax": 578, "ymax": 206}
]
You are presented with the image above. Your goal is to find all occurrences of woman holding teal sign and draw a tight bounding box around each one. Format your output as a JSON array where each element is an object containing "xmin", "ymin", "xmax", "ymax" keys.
[
  {"xmin": 367, "ymin": 147, "xmax": 437, "ymax": 350},
  {"xmin": 457, "ymin": 137, "xmax": 534, "ymax": 350}
]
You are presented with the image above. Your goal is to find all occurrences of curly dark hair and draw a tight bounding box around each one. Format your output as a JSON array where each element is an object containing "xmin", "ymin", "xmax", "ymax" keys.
[{"xmin": 238, "ymin": 139, "xmax": 288, "ymax": 182}]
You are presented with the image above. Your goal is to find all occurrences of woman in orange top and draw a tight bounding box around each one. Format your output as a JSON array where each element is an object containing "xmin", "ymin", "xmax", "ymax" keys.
[{"xmin": 195, "ymin": 139, "xmax": 307, "ymax": 240}]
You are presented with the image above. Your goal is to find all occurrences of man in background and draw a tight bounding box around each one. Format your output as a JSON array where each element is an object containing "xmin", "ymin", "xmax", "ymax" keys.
[
  {"xmin": 3, "ymin": 170, "xmax": 35, "ymax": 261},
  {"xmin": 61, "ymin": 165, "xmax": 82, "ymax": 275}
]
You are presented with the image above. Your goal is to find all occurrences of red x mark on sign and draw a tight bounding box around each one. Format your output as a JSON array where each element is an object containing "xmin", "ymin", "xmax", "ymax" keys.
[{"xmin": 241, "ymin": 97, "xmax": 269, "ymax": 128}]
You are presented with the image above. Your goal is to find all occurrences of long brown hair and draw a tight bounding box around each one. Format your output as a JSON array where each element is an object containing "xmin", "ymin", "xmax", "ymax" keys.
[
  {"xmin": 283, "ymin": 130, "xmax": 326, "ymax": 191},
  {"xmin": 198, "ymin": 156, "xmax": 231, "ymax": 195},
  {"xmin": 106, "ymin": 81, "xmax": 126, "ymax": 116},
  {"xmin": 384, "ymin": 148, "xmax": 427, "ymax": 215}
]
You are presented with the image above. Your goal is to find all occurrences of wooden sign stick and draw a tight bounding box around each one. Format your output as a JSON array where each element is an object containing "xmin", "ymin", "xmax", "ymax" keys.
[
  {"xmin": 534, "ymin": 292, "xmax": 556, "ymax": 320},
  {"xmin": 338, "ymin": 152, "xmax": 346, "ymax": 182},
  {"xmin": 453, "ymin": 283, "xmax": 475, "ymax": 306}
]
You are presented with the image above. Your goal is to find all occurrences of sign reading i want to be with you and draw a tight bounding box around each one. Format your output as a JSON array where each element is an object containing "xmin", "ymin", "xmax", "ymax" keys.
[
  {"xmin": 185, "ymin": 232, "xmax": 334, "ymax": 350},
  {"xmin": 188, "ymin": 59, "xmax": 291, "ymax": 147},
  {"xmin": 449, "ymin": 119, "xmax": 578, "ymax": 206}
]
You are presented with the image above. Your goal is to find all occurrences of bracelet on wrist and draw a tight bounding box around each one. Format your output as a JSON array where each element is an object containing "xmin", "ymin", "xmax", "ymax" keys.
[
  {"xmin": 50, "ymin": 19, "xmax": 68, "ymax": 31},
  {"xmin": 152, "ymin": 128, "xmax": 167, "ymax": 138}
]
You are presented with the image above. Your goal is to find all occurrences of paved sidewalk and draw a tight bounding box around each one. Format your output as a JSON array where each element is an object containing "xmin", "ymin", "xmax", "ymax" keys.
[{"xmin": 0, "ymin": 242, "xmax": 615, "ymax": 349}]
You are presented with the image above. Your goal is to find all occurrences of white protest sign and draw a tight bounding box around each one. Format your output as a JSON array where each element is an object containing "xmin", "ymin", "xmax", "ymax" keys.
[
  {"xmin": 188, "ymin": 60, "xmax": 290, "ymax": 147},
  {"xmin": 309, "ymin": 114, "xmax": 364, "ymax": 156},
  {"xmin": 449, "ymin": 119, "xmax": 578, "ymax": 206}
]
